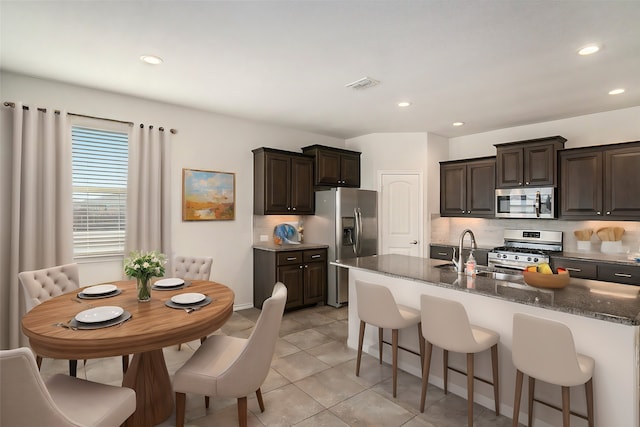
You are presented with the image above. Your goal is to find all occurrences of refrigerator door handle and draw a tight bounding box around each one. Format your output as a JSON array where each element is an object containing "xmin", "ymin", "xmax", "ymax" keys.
[{"xmin": 354, "ymin": 207, "xmax": 363, "ymax": 255}]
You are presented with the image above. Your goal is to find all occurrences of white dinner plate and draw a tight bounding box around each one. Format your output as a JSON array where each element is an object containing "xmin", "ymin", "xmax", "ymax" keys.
[
  {"xmin": 171, "ymin": 293, "xmax": 206, "ymax": 305},
  {"xmin": 154, "ymin": 278, "xmax": 185, "ymax": 288},
  {"xmin": 82, "ymin": 284, "xmax": 118, "ymax": 295},
  {"xmin": 75, "ymin": 306, "xmax": 124, "ymax": 323}
]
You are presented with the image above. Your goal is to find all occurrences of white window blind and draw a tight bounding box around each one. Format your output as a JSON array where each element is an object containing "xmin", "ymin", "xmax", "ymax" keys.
[{"xmin": 72, "ymin": 126, "xmax": 128, "ymax": 259}]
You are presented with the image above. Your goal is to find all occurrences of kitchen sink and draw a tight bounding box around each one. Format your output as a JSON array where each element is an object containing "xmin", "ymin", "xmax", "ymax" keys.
[{"xmin": 434, "ymin": 263, "xmax": 524, "ymax": 283}]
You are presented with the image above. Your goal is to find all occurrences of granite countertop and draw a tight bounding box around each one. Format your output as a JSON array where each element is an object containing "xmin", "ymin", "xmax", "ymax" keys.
[
  {"xmin": 333, "ymin": 254, "xmax": 640, "ymax": 326},
  {"xmin": 253, "ymin": 242, "xmax": 329, "ymax": 252}
]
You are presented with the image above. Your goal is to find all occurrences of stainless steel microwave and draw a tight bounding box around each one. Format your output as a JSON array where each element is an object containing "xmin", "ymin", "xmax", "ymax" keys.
[{"xmin": 495, "ymin": 187, "xmax": 556, "ymax": 219}]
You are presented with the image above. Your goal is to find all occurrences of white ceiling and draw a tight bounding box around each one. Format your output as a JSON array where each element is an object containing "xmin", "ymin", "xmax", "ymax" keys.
[{"xmin": 1, "ymin": 0, "xmax": 639, "ymax": 139}]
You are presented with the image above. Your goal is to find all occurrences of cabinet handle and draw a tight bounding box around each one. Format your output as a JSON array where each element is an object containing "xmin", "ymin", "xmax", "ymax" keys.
[
  {"xmin": 299, "ymin": 265, "xmax": 303, "ymax": 269},
  {"xmin": 437, "ymin": 252, "xmax": 448, "ymax": 256},
  {"xmin": 596, "ymin": 211, "xmax": 601, "ymax": 215},
  {"xmin": 287, "ymin": 207, "xmax": 291, "ymax": 211},
  {"xmin": 519, "ymin": 182, "xmax": 522, "ymax": 185},
  {"xmin": 410, "ymin": 240, "xmax": 418, "ymax": 245},
  {"xmin": 525, "ymin": 181, "xmax": 529, "ymax": 185},
  {"xmin": 467, "ymin": 210, "xmax": 471, "ymax": 214},
  {"xmin": 565, "ymin": 267, "xmax": 582, "ymax": 272},
  {"xmin": 287, "ymin": 257, "xmax": 297, "ymax": 261},
  {"xmin": 292, "ymin": 207, "xmax": 297, "ymax": 211},
  {"xmin": 311, "ymin": 254, "xmax": 321, "ymax": 259},
  {"xmin": 606, "ymin": 211, "xmax": 611, "ymax": 215},
  {"xmin": 461, "ymin": 210, "xmax": 465, "ymax": 213},
  {"xmin": 614, "ymin": 273, "xmax": 632, "ymax": 278}
]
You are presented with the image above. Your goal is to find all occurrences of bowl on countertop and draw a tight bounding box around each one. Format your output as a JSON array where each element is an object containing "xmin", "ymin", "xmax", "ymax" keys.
[{"xmin": 523, "ymin": 271, "xmax": 570, "ymax": 289}]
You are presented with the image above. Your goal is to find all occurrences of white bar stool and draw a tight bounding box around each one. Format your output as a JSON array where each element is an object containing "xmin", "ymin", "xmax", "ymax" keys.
[
  {"xmin": 512, "ymin": 313, "xmax": 595, "ymax": 427},
  {"xmin": 355, "ymin": 280, "xmax": 424, "ymax": 398},
  {"xmin": 419, "ymin": 294, "xmax": 500, "ymax": 427}
]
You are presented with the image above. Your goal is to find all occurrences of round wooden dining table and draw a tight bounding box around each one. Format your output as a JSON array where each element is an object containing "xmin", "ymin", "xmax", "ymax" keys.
[{"xmin": 22, "ymin": 279, "xmax": 235, "ymax": 427}]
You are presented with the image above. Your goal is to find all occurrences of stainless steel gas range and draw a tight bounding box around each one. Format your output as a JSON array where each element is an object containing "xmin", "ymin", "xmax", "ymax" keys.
[{"xmin": 488, "ymin": 229, "xmax": 563, "ymax": 271}]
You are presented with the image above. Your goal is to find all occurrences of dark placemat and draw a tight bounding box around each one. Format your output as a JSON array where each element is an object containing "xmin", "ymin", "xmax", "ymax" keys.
[
  {"xmin": 165, "ymin": 296, "xmax": 213, "ymax": 310},
  {"xmin": 70, "ymin": 311, "xmax": 132, "ymax": 330},
  {"xmin": 77, "ymin": 289, "xmax": 122, "ymax": 299}
]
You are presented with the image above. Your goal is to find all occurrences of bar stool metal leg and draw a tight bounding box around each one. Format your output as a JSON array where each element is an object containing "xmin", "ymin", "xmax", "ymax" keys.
[
  {"xmin": 491, "ymin": 344, "xmax": 500, "ymax": 415},
  {"xmin": 512, "ymin": 369, "xmax": 524, "ymax": 427},
  {"xmin": 562, "ymin": 386, "xmax": 571, "ymax": 427},
  {"xmin": 443, "ymin": 349, "xmax": 449, "ymax": 394},
  {"xmin": 356, "ymin": 320, "xmax": 365, "ymax": 376},
  {"xmin": 467, "ymin": 353, "xmax": 474, "ymax": 427},
  {"xmin": 419, "ymin": 340, "xmax": 433, "ymax": 413},
  {"xmin": 528, "ymin": 377, "xmax": 535, "ymax": 427},
  {"xmin": 586, "ymin": 378, "xmax": 594, "ymax": 427},
  {"xmin": 378, "ymin": 327, "xmax": 383, "ymax": 364},
  {"xmin": 392, "ymin": 329, "xmax": 399, "ymax": 397}
]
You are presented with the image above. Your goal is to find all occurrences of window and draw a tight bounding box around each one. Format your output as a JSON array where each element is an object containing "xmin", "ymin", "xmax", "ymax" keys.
[{"xmin": 72, "ymin": 126, "xmax": 128, "ymax": 259}]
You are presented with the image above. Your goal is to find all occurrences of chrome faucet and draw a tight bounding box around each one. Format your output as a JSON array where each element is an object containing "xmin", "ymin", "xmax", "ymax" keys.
[{"xmin": 452, "ymin": 229, "xmax": 477, "ymax": 273}]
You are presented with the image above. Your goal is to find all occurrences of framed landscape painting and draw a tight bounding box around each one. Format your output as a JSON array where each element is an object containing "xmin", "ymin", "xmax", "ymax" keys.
[{"xmin": 182, "ymin": 169, "xmax": 235, "ymax": 221}]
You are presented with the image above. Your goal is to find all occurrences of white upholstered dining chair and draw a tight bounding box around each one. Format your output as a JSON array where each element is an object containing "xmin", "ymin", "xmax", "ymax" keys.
[
  {"xmin": 173, "ymin": 255, "xmax": 213, "ymax": 280},
  {"xmin": 172, "ymin": 255, "xmax": 214, "ymax": 350},
  {"xmin": 18, "ymin": 263, "xmax": 81, "ymax": 376},
  {"xmin": 173, "ymin": 282, "xmax": 287, "ymax": 427},
  {"xmin": 0, "ymin": 347, "xmax": 136, "ymax": 427},
  {"xmin": 18, "ymin": 263, "xmax": 129, "ymax": 375}
]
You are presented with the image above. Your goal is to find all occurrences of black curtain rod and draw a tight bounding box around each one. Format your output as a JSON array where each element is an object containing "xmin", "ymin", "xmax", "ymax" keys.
[{"xmin": 3, "ymin": 102, "xmax": 178, "ymax": 134}]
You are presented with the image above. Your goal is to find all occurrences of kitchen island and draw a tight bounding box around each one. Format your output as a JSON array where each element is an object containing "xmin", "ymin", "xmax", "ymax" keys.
[{"xmin": 333, "ymin": 254, "xmax": 639, "ymax": 427}]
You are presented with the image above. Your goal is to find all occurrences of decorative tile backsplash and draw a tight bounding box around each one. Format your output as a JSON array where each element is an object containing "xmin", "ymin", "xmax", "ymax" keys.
[
  {"xmin": 253, "ymin": 215, "xmax": 303, "ymax": 244},
  {"xmin": 430, "ymin": 214, "xmax": 640, "ymax": 257}
]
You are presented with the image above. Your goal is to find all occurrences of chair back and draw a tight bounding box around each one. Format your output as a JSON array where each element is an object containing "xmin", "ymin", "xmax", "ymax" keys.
[
  {"xmin": 512, "ymin": 313, "xmax": 590, "ymax": 386},
  {"xmin": 172, "ymin": 256, "xmax": 213, "ymax": 281},
  {"xmin": 0, "ymin": 347, "xmax": 77, "ymax": 426},
  {"xmin": 356, "ymin": 280, "xmax": 409, "ymax": 328},
  {"xmin": 420, "ymin": 294, "xmax": 478, "ymax": 353},
  {"xmin": 217, "ymin": 282, "xmax": 287, "ymax": 396},
  {"xmin": 18, "ymin": 263, "xmax": 80, "ymax": 312}
]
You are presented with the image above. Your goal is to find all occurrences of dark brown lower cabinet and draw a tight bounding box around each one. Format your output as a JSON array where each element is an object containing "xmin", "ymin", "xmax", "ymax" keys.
[
  {"xmin": 254, "ymin": 248, "xmax": 327, "ymax": 309},
  {"xmin": 551, "ymin": 256, "xmax": 640, "ymax": 286}
]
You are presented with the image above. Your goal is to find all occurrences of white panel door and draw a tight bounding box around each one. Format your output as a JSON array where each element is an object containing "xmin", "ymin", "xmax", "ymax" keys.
[{"xmin": 379, "ymin": 172, "xmax": 422, "ymax": 257}]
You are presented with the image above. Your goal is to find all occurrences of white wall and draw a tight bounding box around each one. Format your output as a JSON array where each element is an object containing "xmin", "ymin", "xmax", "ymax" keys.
[
  {"xmin": 0, "ymin": 71, "xmax": 343, "ymax": 346},
  {"xmin": 448, "ymin": 106, "xmax": 640, "ymax": 160},
  {"xmin": 345, "ymin": 132, "xmax": 450, "ymax": 253}
]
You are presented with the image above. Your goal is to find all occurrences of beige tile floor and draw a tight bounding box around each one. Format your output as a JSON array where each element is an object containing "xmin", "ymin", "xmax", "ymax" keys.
[{"xmin": 40, "ymin": 304, "xmax": 517, "ymax": 426}]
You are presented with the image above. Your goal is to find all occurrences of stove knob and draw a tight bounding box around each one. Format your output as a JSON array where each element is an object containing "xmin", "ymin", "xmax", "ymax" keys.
[
  {"xmin": 514, "ymin": 255, "xmax": 519, "ymax": 260},
  {"xmin": 527, "ymin": 257, "xmax": 532, "ymax": 262},
  {"xmin": 534, "ymin": 257, "xmax": 539, "ymax": 263}
]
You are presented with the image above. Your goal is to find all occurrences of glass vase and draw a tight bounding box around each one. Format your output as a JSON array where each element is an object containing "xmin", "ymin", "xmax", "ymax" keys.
[{"xmin": 137, "ymin": 277, "xmax": 152, "ymax": 302}]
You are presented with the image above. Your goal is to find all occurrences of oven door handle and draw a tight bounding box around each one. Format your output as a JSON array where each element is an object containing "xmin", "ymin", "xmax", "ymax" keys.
[{"xmin": 489, "ymin": 263, "xmax": 527, "ymax": 271}]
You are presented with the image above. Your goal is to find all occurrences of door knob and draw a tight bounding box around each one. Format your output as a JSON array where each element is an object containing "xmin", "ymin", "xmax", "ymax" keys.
[{"xmin": 410, "ymin": 240, "xmax": 418, "ymax": 245}]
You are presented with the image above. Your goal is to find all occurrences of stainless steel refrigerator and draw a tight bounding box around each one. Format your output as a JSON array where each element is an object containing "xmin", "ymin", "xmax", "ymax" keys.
[{"xmin": 304, "ymin": 188, "xmax": 378, "ymax": 307}]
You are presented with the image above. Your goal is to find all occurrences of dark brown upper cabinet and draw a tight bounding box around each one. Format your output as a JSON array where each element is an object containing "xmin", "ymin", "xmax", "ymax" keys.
[
  {"xmin": 495, "ymin": 136, "xmax": 566, "ymax": 188},
  {"xmin": 560, "ymin": 141, "xmax": 640, "ymax": 220},
  {"xmin": 440, "ymin": 157, "xmax": 496, "ymax": 218},
  {"xmin": 301, "ymin": 145, "xmax": 361, "ymax": 188},
  {"xmin": 253, "ymin": 147, "xmax": 314, "ymax": 215}
]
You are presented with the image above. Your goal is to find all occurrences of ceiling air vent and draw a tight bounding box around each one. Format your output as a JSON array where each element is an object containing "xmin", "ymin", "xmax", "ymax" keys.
[{"xmin": 345, "ymin": 77, "xmax": 380, "ymax": 90}]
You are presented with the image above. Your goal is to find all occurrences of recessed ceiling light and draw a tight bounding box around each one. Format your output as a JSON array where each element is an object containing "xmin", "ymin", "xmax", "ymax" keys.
[
  {"xmin": 608, "ymin": 88, "xmax": 625, "ymax": 95},
  {"xmin": 452, "ymin": 122, "xmax": 465, "ymax": 127},
  {"xmin": 140, "ymin": 55, "xmax": 163, "ymax": 65},
  {"xmin": 397, "ymin": 101, "xmax": 411, "ymax": 108},
  {"xmin": 577, "ymin": 44, "xmax": 600, "ymax": 56}
]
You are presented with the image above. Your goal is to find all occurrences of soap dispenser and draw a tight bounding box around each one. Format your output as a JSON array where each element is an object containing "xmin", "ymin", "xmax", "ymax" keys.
[{"xmin": 465, "ymin": 251, "xmax": 476, "ymax": 277}]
